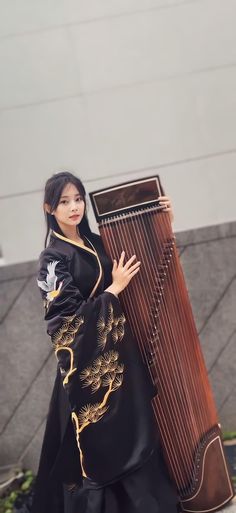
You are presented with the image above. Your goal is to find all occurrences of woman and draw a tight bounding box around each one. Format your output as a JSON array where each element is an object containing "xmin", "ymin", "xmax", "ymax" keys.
[{"xmin": 32, "ymin": 171, "xmax": 178, "ymax": 513}]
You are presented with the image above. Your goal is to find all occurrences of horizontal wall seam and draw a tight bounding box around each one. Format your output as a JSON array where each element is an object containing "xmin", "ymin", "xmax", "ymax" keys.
[
  {"xmin": 0, "ymin": 274, "xmax": 36, "ymax": 285},
  {"xmin": 0, "ymin": 60, "xmax": 236, "ymax": 113},
  {"xmin": 0, "ymin": 0, "xmax": 204, "ymax": 41},
  {"xmin": 178, "ymin": 233, "xmax": 236, "ymax": 249},
  {"xmin": 0, "ymin": 148, "xmax": 236, "ymax": 201}
]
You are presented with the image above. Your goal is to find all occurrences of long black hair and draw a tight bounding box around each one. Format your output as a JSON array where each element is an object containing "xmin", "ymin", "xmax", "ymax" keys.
[{"xmin": 43, "ymin": 171, "xmax": 92, "ymax": 247}]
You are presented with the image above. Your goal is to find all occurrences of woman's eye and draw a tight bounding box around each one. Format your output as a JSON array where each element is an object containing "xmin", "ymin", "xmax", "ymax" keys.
[{"xmin": 60, "ymin": 197, "xmax": 83, "ymax": 204}]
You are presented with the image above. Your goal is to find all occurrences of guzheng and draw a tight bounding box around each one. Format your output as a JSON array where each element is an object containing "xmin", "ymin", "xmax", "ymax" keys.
[{"xmin": 89, "ymin": 176, "xmax": 234, "ymax": 513}]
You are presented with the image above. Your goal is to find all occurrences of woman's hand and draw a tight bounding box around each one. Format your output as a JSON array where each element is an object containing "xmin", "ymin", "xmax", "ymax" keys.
[
  {"xmin": 105, "ymin": 251, "xmax": 141, "ymax": 297},
  {"xmin": 158, "ymin": 195, "xmax": 174, "ymax": 224}
]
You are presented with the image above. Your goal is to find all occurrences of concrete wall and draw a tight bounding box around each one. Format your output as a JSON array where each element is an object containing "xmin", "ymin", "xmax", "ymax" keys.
[
  {"xmin": 0, "ymin": 220, "xmax": 235, "ymax": 473},
  {"xmin": 0, "ymin": 0, "xmax": 236, "ymax": 265}
]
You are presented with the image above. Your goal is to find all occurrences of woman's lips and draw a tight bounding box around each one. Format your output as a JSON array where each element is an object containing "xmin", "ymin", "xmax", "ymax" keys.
[{"xmin": 69, "ymin": 215, "xmax": 80, "ymax": 220}]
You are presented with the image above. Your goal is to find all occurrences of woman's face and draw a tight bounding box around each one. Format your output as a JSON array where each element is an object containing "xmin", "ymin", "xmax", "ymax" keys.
[{"xmin": 49, "ymin": 182, "xmax": 85, "ymax": 228}]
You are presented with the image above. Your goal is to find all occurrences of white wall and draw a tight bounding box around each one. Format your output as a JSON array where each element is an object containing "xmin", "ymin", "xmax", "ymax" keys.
[{"xmin": 0, "ymin": 0, "xmax": 236, "ymax": 264}]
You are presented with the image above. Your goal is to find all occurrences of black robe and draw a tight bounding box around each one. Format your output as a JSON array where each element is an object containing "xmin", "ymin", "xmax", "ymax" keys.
[{"xmin": 32, "ymin": 230, "xmax": 160, "ymax": 513}]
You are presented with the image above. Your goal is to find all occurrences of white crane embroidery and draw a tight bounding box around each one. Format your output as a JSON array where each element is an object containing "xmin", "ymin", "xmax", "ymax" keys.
[{"xmin": 37, "ymin": 260, "xmax": 63, "ymax": 304}]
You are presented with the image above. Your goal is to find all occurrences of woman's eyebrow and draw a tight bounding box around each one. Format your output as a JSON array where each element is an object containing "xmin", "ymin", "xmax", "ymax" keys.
[{"xmin": 60, "ymin": 193, "xmax": 81, "ymax": 198}]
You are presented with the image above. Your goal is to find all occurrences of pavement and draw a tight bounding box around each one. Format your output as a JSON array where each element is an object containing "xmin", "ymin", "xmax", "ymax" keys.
[{"xmin": 220, "ymin": 496, "xmax": 236, "ymax": 512}]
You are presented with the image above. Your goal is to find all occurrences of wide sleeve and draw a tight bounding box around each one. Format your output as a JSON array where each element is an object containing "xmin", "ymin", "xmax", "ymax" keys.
[
  {"xmin": 37, "ymin": 246, "xmax": 123, "ymax": 378},
  {"xmin": 36, "ymin": 247, "xmax": 157, "ymax": 485},
  {"xmin": 37, "ymin": 248, "xmax": 115, "ymax": 328}
]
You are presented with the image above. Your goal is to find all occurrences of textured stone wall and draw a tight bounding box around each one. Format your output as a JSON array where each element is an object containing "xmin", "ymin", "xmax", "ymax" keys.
[
  {"xmin": 0, "ymin": 221, "xmax": 235, "ymax": 474},
  {"xmin": 177, "ymin": 221, "xmax": 236, "ymax": 433}
]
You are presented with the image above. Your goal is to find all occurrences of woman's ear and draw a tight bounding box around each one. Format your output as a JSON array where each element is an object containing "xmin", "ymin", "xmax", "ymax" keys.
[{"xmin": 44, "ymin": 203, "xmax": 54, "ymax": 215}]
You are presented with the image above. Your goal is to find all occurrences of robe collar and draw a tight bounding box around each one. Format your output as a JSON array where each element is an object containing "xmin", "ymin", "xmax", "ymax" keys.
[{"xmin": 52, "ymin": 230, "xmax": 103, "ymax": 298}]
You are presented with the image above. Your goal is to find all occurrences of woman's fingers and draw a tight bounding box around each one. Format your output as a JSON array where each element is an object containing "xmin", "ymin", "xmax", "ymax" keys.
[
  {"xmin": 124, "ymin": 254, "xmax": 137, "ymax": 269},
  {"xmin": 158, "ymin": 196, "xmax": 171, "ymax": 206},
  {"xmin": 160, "ymin": 200, "xmax": 171, "ymax": 206},
  {"xmin": 128, "ymin": 267, "xmax": 140, "ymax": 279},
  {"xmin": 112, "ymin": 253, "xmax": 141, "ymax": 291},
  {"xmin": 118, "ymin": 250, "xmax": 125, "ymax": 267},
  {"xmin": 115, "ymin": 252, "xmax": 141, "ymax": 275},
  {"xmin": 127, "ymin": 261, "xmax": 141, "ymax": 273},
  {"xmin": 158, "ymin": 195, "xmax": 173, "ymax": 217}
]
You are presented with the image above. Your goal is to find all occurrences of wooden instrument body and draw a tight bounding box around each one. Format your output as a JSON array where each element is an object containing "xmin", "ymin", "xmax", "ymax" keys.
[{"xmin": 90, "ymin": 176, "xmax": 234, "ymax": 512}]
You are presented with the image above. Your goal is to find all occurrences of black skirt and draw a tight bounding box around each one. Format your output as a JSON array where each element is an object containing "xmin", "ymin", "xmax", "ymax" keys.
[{"xmin": 63, "ymin": 445, "xmax": 179, "ymax": 513}]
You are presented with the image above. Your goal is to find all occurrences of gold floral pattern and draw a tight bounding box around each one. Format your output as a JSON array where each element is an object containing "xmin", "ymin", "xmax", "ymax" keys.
[
  {"xmin": 97, "ymin": 303, "xmax": 126, "ymax": 350},
  {"xmin": 55, "ymin": 347, "xmax": 77, "ymax": 386},
  {"xmin": 77, "ymin": 403, "xmax": 109, "ymax": 426},
  {"xmin": 52, "ymin": 315, "xmax": 84, "ymax": 385},
  {"xmin": 72, "ymin": 350, "xmax": 124, "ymax": 477},
  {"xmin": 51, "ymin": 314, "xmax": 84, "ymax": 348},
  {"xmin": 80, "ymin": 350, "xmax": 124, "ymax": 393}
]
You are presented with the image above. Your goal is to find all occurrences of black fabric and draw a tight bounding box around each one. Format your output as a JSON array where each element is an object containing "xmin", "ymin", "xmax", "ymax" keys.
[
  {"xmin": 63, "ymin": 446, "xmax": 178, "ymax": 513},
  {"xmin": 32, "ymin": 230, "xmax": 177, "ymax": 513}
]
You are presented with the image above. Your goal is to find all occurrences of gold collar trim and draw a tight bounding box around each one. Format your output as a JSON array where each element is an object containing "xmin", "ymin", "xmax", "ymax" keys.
[
  {"xmin": 52, "ymin": 231, "xmax": 97, "ymax": 255},
  {"xmin": 52, "ymin": 231, "xmax": 103, "ymax": 298}
]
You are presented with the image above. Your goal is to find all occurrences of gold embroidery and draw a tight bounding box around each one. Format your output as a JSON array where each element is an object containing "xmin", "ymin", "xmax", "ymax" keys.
[
  {"xmin": 52, "ymin": 231, "xmax": 96, "ymax": 256},
  {"xmin": 80, "ymin": 350, "xmax": 124, "ymax": 393},
  {"xmin": 77, "ymin": 403, "xmax": 109, "ymax": 426},
  {"xmin": 72, "ymin": 400, "xmax": 109, "ymax": 478},
  {"xmin": 52, "ymin": 316, "xmax": 83, "ymax": 385},
  {"xmin": 72, "ymin": 351, "xmax": 124, "ymax": 477},
  {"xmin": 71, "ymin": 413, "xmax": 87, "ymax": 477},
  {"xmin": 97, "ymin": 303, "xmax": 126, "ymax": 350},
  {"xmin": 52, "ymin": 231, "xmax": 103, "ymax": 298},
  {"xmin": 52, "ymin": 314, "xmax": 84, "ymax": 347},
  {"xmin": 55, "ymin": 347, "xmax": 77, "ymax": 386}
]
